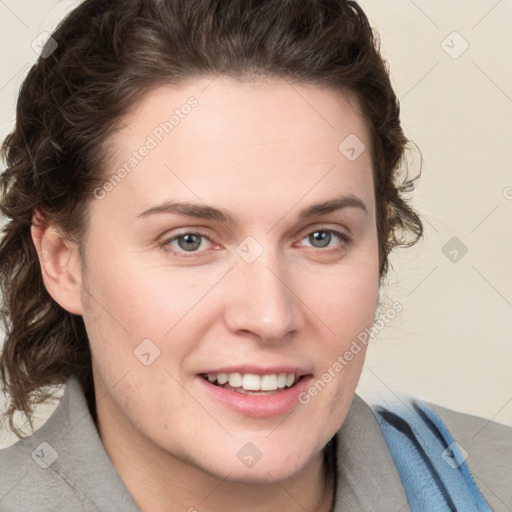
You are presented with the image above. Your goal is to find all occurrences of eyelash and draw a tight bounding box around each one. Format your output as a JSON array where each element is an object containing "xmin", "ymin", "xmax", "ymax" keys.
[{"xmin": 160, "ymin": 227, "xmax": 352, "ymax": 258}]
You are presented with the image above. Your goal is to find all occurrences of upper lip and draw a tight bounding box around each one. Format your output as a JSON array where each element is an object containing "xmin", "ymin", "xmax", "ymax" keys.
[{"xmin": 198, "ymin": 365, "xmax": 312, "ymax": 377}]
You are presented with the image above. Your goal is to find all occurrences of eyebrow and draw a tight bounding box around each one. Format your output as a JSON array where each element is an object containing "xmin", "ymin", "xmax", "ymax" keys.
[{"xmin": 135, "ymin": 195, "xmax": 368, "ymax": 223}]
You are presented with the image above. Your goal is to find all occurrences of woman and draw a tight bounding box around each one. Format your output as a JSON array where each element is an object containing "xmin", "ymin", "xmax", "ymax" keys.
[{"xmin": 0, "ymin": 1, "xmax": 510, "ymax": 511}]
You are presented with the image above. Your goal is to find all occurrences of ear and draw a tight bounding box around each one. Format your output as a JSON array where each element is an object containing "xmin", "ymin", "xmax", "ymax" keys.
[{"xmin": 30, "ymin": 211, "xmax": 84, "ymax": 315}]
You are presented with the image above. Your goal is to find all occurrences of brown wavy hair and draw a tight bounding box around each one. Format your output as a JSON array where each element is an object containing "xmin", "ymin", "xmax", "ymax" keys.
[{"xmin": 0, "ymin": 0, "xmax": 422, "ymax": 438}]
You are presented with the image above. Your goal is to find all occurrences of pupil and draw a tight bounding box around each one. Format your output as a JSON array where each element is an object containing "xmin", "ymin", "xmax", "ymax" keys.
[
  {"xmin": 311, "ymin": 231, "xmax": 330, "ymax": 248},
  {"xmin": 179, "ymin": 234, "xmax": 201, "ymax": 251}
]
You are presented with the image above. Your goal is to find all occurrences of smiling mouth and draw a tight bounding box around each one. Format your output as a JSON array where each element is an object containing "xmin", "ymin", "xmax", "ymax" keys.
[{"xmin": 199, "ymin": 372, "xmax": 306, "ymax": 395}]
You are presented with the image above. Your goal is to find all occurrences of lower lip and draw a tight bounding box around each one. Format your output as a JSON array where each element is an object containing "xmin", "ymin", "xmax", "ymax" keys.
[{"xmin": 196, "ymin": 375, "xmax": 313, "ymax": 418}]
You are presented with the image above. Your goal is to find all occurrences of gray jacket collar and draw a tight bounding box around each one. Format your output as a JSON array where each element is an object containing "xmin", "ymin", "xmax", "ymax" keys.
[
  {"xmin": 333, "ymin": 392, "xmax": 410, "ymax": 510},
  {"xmin": 1, "ymin": 376, "xmax": 409, "ymax": 511}
]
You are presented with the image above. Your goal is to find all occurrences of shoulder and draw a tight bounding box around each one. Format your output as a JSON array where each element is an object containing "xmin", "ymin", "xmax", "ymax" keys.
[
  {"xmin": 0, "ymin": 385, "xmax": 86, "ymax": 511},
  {"xmin": 429, "ymin": 402, "xmax": 512, "ymax": 509},
  {"xmin": 371, "ymin": 395, "xmax": 512, "ymax": 512},
  {"xmin": 0, "ymin": 376, "xmax": 140, "ymax": 512}
]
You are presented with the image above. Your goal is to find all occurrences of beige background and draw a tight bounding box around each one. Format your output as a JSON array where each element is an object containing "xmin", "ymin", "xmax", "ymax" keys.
[{"xmin": 1, "ymin": 0, "xmax": 511, "ymax": 448}]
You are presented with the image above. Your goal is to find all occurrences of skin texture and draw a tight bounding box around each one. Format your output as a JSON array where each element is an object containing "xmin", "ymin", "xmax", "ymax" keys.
[{"xmin": 31, "ymin": 77, "xmax": 380, "ymax": 512}]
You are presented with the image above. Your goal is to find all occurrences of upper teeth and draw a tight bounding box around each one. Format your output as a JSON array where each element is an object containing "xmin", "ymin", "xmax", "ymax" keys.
[{"xmin": 206, "ymin": 372, "xmax": 296, "ymax": 391}]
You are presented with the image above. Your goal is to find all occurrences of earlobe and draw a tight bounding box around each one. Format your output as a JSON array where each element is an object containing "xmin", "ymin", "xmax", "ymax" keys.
[{"xmin": 30, "ymin": 212, "xmax": 84, "ymax": 315}]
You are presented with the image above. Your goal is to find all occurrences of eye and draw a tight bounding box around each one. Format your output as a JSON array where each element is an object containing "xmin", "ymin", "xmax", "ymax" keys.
[
  {"xmin": 160, "ymin": 227, "xmax": 351, "ymax": 258},
  {"xmin": 161, "ymin": 231, "xmax": 214, "ymax": 256},
  {"xmin": 299, "ymin": 228, "xmax": 351, "ymax": 251}
]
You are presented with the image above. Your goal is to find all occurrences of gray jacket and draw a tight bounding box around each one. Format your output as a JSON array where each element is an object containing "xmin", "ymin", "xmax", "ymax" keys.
[{"xmin": 1, "ymin": 376, "xmax": 511, "ymax": 511}]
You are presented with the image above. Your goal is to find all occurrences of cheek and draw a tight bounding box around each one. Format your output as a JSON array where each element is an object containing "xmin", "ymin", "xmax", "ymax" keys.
[
  {"xmin": 301, "ymin": 259, "xmax": 379, "ymax": 339},
  {"xmin": 299, "ymin": 267, "xmax": 377, "ymax": 435},
  {"xmin": 83, "ymin": 249, "xmax": 213, "ymax": 337},
  {"xmin": 81, "ymin": 251, "xmax": 229, "ymax": 393},
  {"xmin": 296, "ymin": 249, "xmax": 379, "ymax": 401}
]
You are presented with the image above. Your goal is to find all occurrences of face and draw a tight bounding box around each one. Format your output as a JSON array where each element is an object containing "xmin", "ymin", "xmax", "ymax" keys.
[{"xmin": 79, "ymin": 77, "xmax": 379, "ymax": 483}]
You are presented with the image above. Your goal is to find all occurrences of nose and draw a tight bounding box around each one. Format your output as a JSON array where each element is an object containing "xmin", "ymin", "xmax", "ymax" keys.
[{"xmin": 223, "ymin": 248, "xmax": 304, "ymax": 343}]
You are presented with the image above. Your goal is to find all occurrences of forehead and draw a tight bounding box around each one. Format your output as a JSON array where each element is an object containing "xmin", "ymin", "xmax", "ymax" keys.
[{"xmin": 98, "ymin": 76, "xmax": 374, "ymax": 221}]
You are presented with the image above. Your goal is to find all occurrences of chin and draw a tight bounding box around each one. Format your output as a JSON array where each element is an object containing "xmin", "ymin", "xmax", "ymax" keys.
[
  {"xmin": 197, "ymin": 442, "xmax": 316, "ymax": 485},
  {"xmin": 219, "ymin": 461, "xmax": 305, "ymax": 485}
]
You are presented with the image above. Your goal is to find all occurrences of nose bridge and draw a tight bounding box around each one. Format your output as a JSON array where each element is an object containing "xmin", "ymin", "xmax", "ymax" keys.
[{"xmin": 225, "ymin": 240, "xmax": 303, "ymax": 341}]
